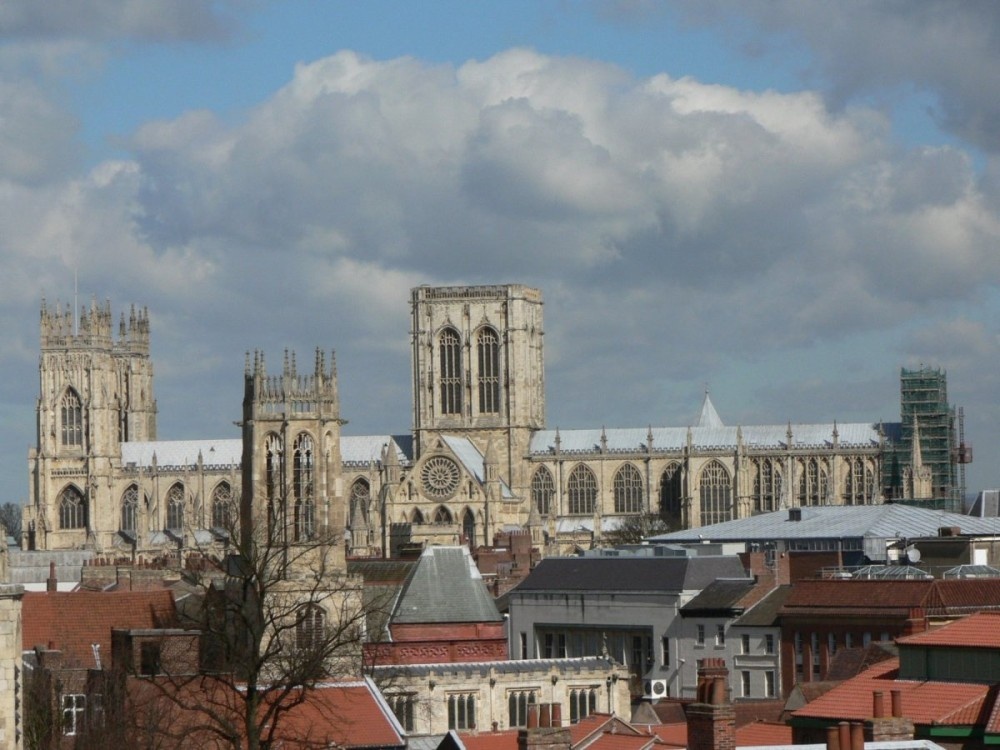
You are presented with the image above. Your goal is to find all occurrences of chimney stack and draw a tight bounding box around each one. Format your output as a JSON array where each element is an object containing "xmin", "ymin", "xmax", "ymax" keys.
[
  {"xmin": 687, "ymin": 659, "xmax": 736, "ymax": 750},
  {"xmin": 518, "ymin": 703, "xmax": 570, "ymax": 750},
  {"xmin": 865, "ymin": 688, "xmax": 914, "ymax": 742},
  {"xmin": 46, "ymin": 561, "xmax": 57, "ymax": 592}
]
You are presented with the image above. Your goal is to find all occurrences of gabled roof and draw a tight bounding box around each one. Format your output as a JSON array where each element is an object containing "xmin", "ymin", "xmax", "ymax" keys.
[
  {"xmin": 391, "ymin": 546, "xmax": 502, "ymax": 625},
  {"xmin": 897, "ymin": 611, "xmax": 1000, "ymax": 648},
  {"xmin": 441, "ymin": 436, "xmax": 514, "ymax": 499},
  {"xmin": 23, "ymin": 589, "xmax": 177, "ymax": 668},
  {"xmin": 732, "ymin": 585, "xmax": 792, "ymax": 627},
  {"xmin": 510, "ymin": 556, "xmax": 747, "ymax": 595},
  {"xmin": 697, "ymin": 392, "xmax": 724, "ymax": 429},
  {"xmin": 791, "ymin": 658, "xmax": 996, "ymax": 727},
  {"xmin": 781, "ymin": 578, "xmax": 1000, "ymax": 619},
  {"xmin": 680, "ymin": 578, "xmax": 757, "ymax": 615}
]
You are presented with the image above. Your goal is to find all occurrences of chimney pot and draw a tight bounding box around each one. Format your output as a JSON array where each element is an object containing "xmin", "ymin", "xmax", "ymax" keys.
[
  {"xmin": 826, "ymin": 725, "xmax": 840, "ymax": 750},
  {"xmin": 891, "ymin": 689, "xmax": 903, "ymax": 718},
  {"xmin": 838, "ymin": 721, "xmax": 851, "ymax": 750},
  {"xmin": 850, "ymin": 722, "xmax": 865, "ymax": 750},
  {"xmin": 551, "ymin": 703, "xmax": 562, "ymax": 727},
  {"xmin": 873, "ymin": 691, "xmax": 885, "ymax": 718},
  {"xmin": 527, "ymin": 704, "xmax": 539, "ymax": 729},
  {"xmin": 539, "ymin": 704, "xmax": 551, "ymax": 728}
]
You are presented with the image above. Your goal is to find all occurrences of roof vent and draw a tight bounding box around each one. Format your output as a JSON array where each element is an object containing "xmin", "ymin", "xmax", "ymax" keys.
[{"xmin": 788, "ymin": 508, "xmax": 802, "ymax": 522}]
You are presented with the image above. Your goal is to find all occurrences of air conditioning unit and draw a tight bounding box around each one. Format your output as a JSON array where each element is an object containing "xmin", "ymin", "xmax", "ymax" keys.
[{"xmin": 643, "ymin": 679, "xmax": 668, "ymax": 699}]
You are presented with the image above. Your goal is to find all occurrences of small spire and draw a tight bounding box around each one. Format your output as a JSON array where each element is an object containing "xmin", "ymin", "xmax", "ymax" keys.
[{"xmin": 696, "ymin": 389, "xmax": 724, "ymax": 428}]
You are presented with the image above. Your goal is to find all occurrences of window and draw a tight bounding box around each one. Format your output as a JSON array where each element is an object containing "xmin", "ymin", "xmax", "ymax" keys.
[
  {"xmin": 794, "ymin": 632, "xmax": 802, "ymax": 654},
  {"xmin": 293, "ymin": 433, "xmax": 315, "ymax": 541},
  {"xmin": 741, "ymin": 670, "xmax": 751, "ymax": 697},
  {"xmin": 447, "ymin": 693, "xmax": 476, "ymax": 730},
  {"xmin": 62, "ymin": 693, "xmax": 86, "ymax": 736},
  {"xmin": 439, "ymin": 327, "xmax": 463, "ymax": 415},
  {"xmin": 659, "ymin": 463, "xmax": 683, "ymax": 519},
  {"xmin": 140, "ymin": 642, "xmax": 162, "ymax": 676},
  {"xmin": 613, "ymin": 464, "xmax": 644, "ymax": 514},
  {"xmin": 569, "ymin": 688, "xmax": 598, "ymax": 724},
  {"xmin": 433, "ymin": 505, "xmax": 452, "ymax": 525},
  {"xmin": 297, "ymin": 604, "xmax": 325, "ymax": 652},
  {"xmin": 59, "ymin": 486, "xmax": 86, "ymax": 529},
  {"xmin": 411, "ymin": 508, "xmax": 425, "ymax": 525},
  {"xmin": 120, "ymin": 485, "xmax": 139, "ymax": 533},
  {"xmin": 531, "ymin": 467, "xmax": 555, "ymax": 516},
  {"xmin": 696, "ymin": 625, "xmax": 705, "ymax": 646},
  {"xmin": 716, "ymin": 624, "xmax": 726, "ymax": 647},
  {"xmin": 798, "ymin": 458, "xmax": 828, "ymax": 507},
  {"xmin": 765, "ymin": 671, "xmax": 775, "ymax": 697},
  {"xmin": 212, "ymin": 482, "xmax": 234, "ymax": 530},
  {"xmin": 166, "ymin": 483, "xmax": 185, "ymax": 531},
  {"xmin": 350, "ymin": 479, "xmax": 370, "ymax": 519},
  {"xmin": 462, "ymin": 509, "xmax": 476, "ymax": 547},
  {"xmin": 844, "ymin": 458, "xmax": 874, "ymax": 505},
  {"xmin": 661, "ymin": 636, "xmax": 670, "ymax": 667},
  {"xmin": 863, "ymin": 632, "xmax": 872, "ymax": 647},
  {"xmin": 477, "ymin": 327, "xmax": 501, "ymax": 414},
  {"xmin": 567, "ymin": 465, "xmax": 597, "ymax": 515},
  {"xmin": 543, "ymin": 632, "xmax": 567, "ymax": 658},
  {"xmin": 61, "ymin": 389, "xmax": 83, "ymax": 447},
  {"xmin": 845, "ymin": 632, "xmax": 853, "ymax": 648},
  {"xmin": 520, "ymin": 632, "xmax": 528, "ymax": 660},
  {"xmin": 828, "ymin": 633, "xmax": 837, "ymax": 656},
  {"xmin": 388, "ymin": 695, "xmax": 415, "ymax": 732},
  {"xmin": 753, "ymin": 459, "xmax": 782, "ymax": 513},
  {"xmin": 765, "ymin": 634, "xmax": 775, "ymax": 655},
  {"xmin": 741, "ymin": 634, "xmax": 751, "ymax": 654},
  {"xmin": 508, "ymin": 690, "xmax": 537, "ymax": 728},
  {"xmin": 699, "ymin": 461, "xmax": 733, "ymax": 525}
]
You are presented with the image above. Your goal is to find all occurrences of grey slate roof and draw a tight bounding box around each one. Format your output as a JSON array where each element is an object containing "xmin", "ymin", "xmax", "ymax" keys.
[
  {"xmin": 510, "ymin": 555, "xmax": 746, "ymax": 594},
  {"xmin": 442, "ymin": 436, "xmax": 514, "ymax": 499},
  {"xmin": 732, "ymin": 585, "xmax": 793, "ymax": 627},
  {"xmin": 390, "ymin": 546, "xmax": 502, "ymax": 625},
  {"xmin": 121, "ymin": 439, "xmax": 241, "ymax": 469},
  {"xmin": 680, "ymin": 578, "xmax": 757, "ymax": 614},
  {"xmin": 371, "ymin": 655, "xmax": 619, "ymax": 676},
  {"xmin": 649, "ymin": 504, "xmax": 1000, "ymax": 545}
]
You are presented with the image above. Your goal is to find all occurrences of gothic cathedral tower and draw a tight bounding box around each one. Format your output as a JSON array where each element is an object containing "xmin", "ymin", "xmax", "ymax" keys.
[
  {"xmin": 26, "ymin": 300, "xmax": 155, "ymax": 550},
  {"xmin": 240, "ymin": 350, "xmax": 347, "ymax": 570},
  {"xmin": 410, "ymin": 285, "xmax": 544, "ymax": 497}
]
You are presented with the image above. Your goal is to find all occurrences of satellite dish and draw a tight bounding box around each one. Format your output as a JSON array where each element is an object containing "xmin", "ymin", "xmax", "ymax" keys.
[{"xmin": 906, "ymin": 547, "xmax": 922, "ymax": 563}]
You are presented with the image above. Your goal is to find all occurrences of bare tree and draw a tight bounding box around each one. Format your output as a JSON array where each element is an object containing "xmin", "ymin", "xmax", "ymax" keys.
[
  {"xmin": 127, "ymin": 498, "xmax": 372, "ymax": 750},
  {"xmin": 0, "ymin": 502, "xmax": 22, "ymax": 541},
  {"xmin": 601, "ymin": 513, "xmax": 672, "ymax": 547}
]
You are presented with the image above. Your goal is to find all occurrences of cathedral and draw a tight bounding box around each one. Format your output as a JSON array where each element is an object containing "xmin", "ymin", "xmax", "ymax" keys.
[{"xmin": 24, "ymin": 284, "xmax": 952, "ymax": 559}]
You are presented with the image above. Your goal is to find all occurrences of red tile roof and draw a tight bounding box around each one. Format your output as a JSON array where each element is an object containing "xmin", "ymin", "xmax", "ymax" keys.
[
  {"xmin": 792, "ymin": 658, "xmax": 994, "ymax": 726},
  {"xmin": 584, "ymin": 734, "xmax": 659, "ymax": 750},
  {"xmin": 735, "ymin": 721, "xmax": 793, "ymax": 746},
  {"xmin": 897, "ymin": 611, "xmax": 1000, "ymax": 648},
  {"xmin": 278, "ymin": 680, "xmax": 406, "ymax": 748},
  {"xmin": 23, "ymin": 589, "xmax": 177, "ymax": 668},
  {"xmin": 781, "ymin": 580, "xmax": 933, "ymax": 615},
  {"xmin": 460, "ymin": 729, "xmax": 520, "ymax": 750},
  {"xmin": 570, "ymin": 714, "xmax": 641, "ymax": 746}
]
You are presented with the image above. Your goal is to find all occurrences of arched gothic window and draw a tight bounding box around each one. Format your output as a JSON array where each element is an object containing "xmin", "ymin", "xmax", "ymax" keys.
[
  {"xmin": 296, "ymin": 603, "xmax": 325, "ymax": 652},
  {"xmin": 293, "ymin": 433, "xmax": 315, "ymax": 541},
  {"xmin": 61, "ymin": 389, "xmax": 83, "ymax": 447},
  {"xmin": 265, "ymin": 433, "xmax": 283, "ymax": 531},
  {"xmin": 411, "ymin": 508, "xmax": 425, "ymax": 525},
  {"xmin": 121, "ymin": 485, "xmax": 139, "ymax": 533},
  {"xmin": 477, "ymin": 326, "xmax": 501, "ymax": 415},
  {"xmin": 212, "ymin": 482, "xmax": 234, "ymax": 530},
  {"xmin": 59, "ymin": 486, "xmax": 86, "ymax": 529},
  {"xmin": 433, "ymin": 505, "xmax": 453, "ymax": 525},
  {"xmin": 350, "ymin": 478, "xmax": 370, "ymax": 514},
  {"xmin": 844, "ymin": 458, "xmax": 873, "ymax": 505},
  {"xmin": 167, "ymin": 484, "xmax": 185, "ymax": 531},
  {"xmin": 699, "ymin": 461, "xmax": 733, "ymax": 526},
  {"xmin": 659, "ymin": 463, "xmax": 683, "ymax": 519},
  {"xmin": 613, "ymin": 464, "xmax": 644, "ymax": 514},
  {"xmin": 569, "ymin": 688, "xmax": 598, "ymax": 724},
  {"xmin": 798, "ymin": 458, "xmax": 828, "ymax": 506},
  {"xmin": 439, "ymin": 327, "xmax": 463, "ymax": 415},
  {"xmin": 567, "ymin": 465, "xmax": 597, "ymax": 515},
  {"xmin": 531, "ymin": 467, "xmax": 555, "ymax": 516},
  {"xmin": 753, "ymin": 459, "xmax": 782, "ymax": 513},
  {"xmin": 462, "ymin": 509, "xmax": 476, "ymax": 547}
]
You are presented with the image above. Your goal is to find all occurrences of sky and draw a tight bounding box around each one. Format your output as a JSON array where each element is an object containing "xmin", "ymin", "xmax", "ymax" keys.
[{"xmin": 2, "ymin": 1, "xmax": 1000, "ymax": 505}]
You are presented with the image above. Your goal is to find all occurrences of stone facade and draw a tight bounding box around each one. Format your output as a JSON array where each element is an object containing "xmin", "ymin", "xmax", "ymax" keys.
[
  {"xmin": 23, "ymin": 284, "xmax": 924, "ymax": 559},
  {"xmin": 0, "ymin": 583, "xmax": 24, "ymax": 749}
]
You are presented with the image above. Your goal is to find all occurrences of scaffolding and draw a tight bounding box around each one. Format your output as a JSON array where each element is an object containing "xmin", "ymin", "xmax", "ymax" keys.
[{"xmin": 886, "ymin": 367, "xmax": 966, "ymax": 509}]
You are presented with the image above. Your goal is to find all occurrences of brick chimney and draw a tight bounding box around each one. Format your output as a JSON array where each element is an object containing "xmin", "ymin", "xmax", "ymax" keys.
[
  {"xmin": 864, "ymin": 689, "xmax": 914, "ymax": 742},
  {"xmin": 687, "ymin": 658, "xmax": 735, "ymax": 750},
  {"xmin": 46, "ymin": 561, "xmax": 57, "ymax": 592},
  {"xmin": 518, "ymin": 703, "xmax": 570, "ymax": 750}
]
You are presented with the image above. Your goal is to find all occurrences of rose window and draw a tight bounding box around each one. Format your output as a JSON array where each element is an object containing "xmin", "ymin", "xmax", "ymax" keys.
[{"xmin": 421, "ymin": 456, "xmax": 461, "ymax": 499}]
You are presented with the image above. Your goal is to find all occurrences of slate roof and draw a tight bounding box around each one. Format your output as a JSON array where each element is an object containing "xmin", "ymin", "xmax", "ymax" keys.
[
  {"xmin": 680, "ymin": 578, "xmax": 757, "ymax": 615},
  {"xmin": 371, "ymin": 656, "xmax": 618, "ymax": 677},
  {"xmin": 121, "ymin": 439, "xmax": 241, "ymax": 469},
  {"xmin": 510, "ymin": 555, "xmax": 747, "ymax": 594},
  {"xmin": 732, "ymin": 585, "xmax": 792, "ymax": 627},
  {"xmin": 650, "ymin": 504, "xmax": 1000, "ymax": 545},
  {"xmin": 390, "ymin": 546, "xmax": 502, "ymax": 625},
  {"xmin": 23, "ymin": 589, "xmax": 178, "ymax": 668}
]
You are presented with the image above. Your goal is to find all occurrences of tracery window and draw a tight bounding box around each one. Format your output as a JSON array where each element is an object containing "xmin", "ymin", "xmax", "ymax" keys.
[
  {"xmin": 659, "ymin": 463, "xmax": 682, "ymax": 518},
  {"xmin": 569, "ymin": 688, "xmax": 598, "ymax": 724},
  {"xmin": 59, "ymin": 486, "xmax": 86, "ymax": 529},
  {"xmin": 212, "ymin": 482, "xmax": 234, "ymax": 530},
  {"xmin": 350, "ymin": 478, "xmax": 370, "ymax": 519},
  {"xmin": 439, "ymin": 327, "xmax": 463, "ymax": 416},
  {"xmin": 567, "ymin": 465, "xmax": 597, "ymax": 515},
  {"xmin": 61, "ymin": 389, "xmax": 83, "ymax": 447},
  {"xmin": 433, "ymin": 505, "xmax": 453, "ymax": 525},
  {"xmin": 844, "ymin": 458, "xmax": 873, "ymax": 505},
  {"xmin": 531, "ymin": 466, "xmax": 554, "ymax": 516},
  {"xmin": 120, "ymin": 485, "xmax": 138, "ymax": 533},
  {"xmin": 166, "ymin": 484, "xmax": 185, "ymax": 531},
  {"xmin": 293, "ymin": 433, "xmax": 315, "ymax": 541},
  {"xmin": 296, "ymin": 603, "xmax": 325, "ymax": 652},
  {"xmin": 613, "ymin": 463, "xmax": 644, "ymax": 514},
  {"xmin": 388, "ymin": 695, "xmax": 416, "ymax": 732},
  {"xmin": 699, "ymin": 461, "xmax": 733, "ymax": 525},
  {"xmin": 508, "ymin": 690, "xmax": 537, "ymax": 728},
  {"xmin": 447, "ymin": 693, "xmax": 476, "ymax": 730},
  {"xmin": 798, "ymin": 458, "xmax": 828, "ymax": 506},
  {"xmin": 462, "ymin": 509, "xmax": 476, "ymax": 547},
  {"xmin": 411, "ymin": 508, "xmax": 425, "ymax": 525},
  {"xmin": 477, "ymin": 326, "xmax": 501, "ymax": 414},
  {"xmin": 265, "ymin": 433, "xmax": 283, "ymax": 531},
  {"xmin": 753, "ymin": 459, "xmax": 782, "ymax": 513}
]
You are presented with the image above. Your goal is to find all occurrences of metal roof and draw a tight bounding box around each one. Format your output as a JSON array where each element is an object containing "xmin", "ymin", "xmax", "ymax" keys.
[
  {"xmin": 441, "ymin": 436, "xmax": 514, "ymax": 499},
  {"xmin": 650, "ymin": 505, "xmax": 1000, "ymax": 544},
  {"xmin": 510, "ymin": 555, "xmax": 746, "ymax": 594},
  {"xmin": 121, "ymin": 439, "xmax": 241, "ymax": 469}
]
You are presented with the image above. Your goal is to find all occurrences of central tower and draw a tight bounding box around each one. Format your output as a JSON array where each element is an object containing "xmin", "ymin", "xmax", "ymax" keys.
[{"xmin": 410, "ymin": 284, "xmax": 544, "ymax": 494}]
